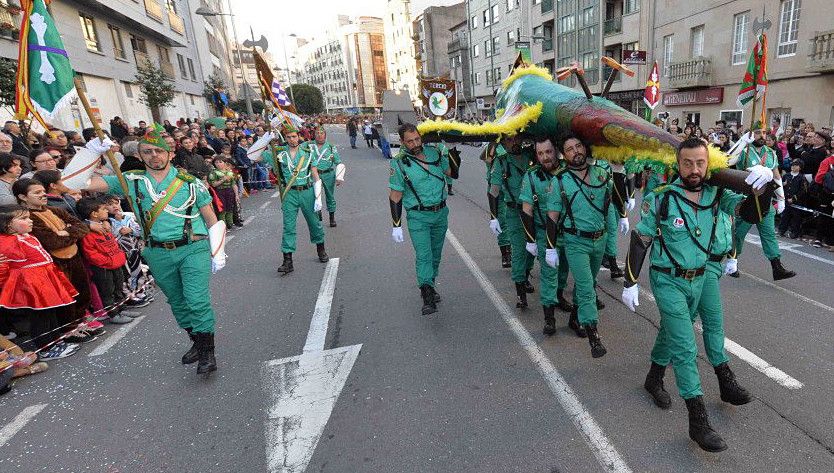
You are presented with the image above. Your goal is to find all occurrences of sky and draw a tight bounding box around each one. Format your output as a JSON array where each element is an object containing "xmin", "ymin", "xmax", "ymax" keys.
[{"xmin": 230, "ymin": 0, "xmax": 460, "ymax": 68}]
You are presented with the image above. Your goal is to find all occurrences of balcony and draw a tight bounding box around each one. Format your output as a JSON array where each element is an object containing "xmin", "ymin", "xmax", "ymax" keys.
[
  {"xmin": 667, "ymin": 56, "xmax": 713, "ymax": 89},
  {"xmin": 133, "ymin": 50, "xmax": 151, "ymax": 68},
  {"xmin": 808, "ymin": 29, "xmax": 834, "ymax": 73},
  {"xmin": 144, "ymin": 0, "xmax": 163, "ymax": 22},
  {"xmin": 542, "ymin": 38, "xmax": 553, "ymax": 52},
  {"xmin": 168, "ymin": 10, "xmax": 185, "ymax": 35},
  {"xmin": 447, "ymin": 37, "xmax": 468, "ymax": 54},
  {"xmin": 604, "ymin": 16, "xmax": 622, "ymax": 35},
  {"xmin": 542, "ymin": 0, "xmax": 553, "ymax": 14}
]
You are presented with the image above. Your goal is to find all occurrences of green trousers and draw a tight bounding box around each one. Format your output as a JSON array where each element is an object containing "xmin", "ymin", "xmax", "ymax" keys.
[
  {"xmin": 557, "ymin": 247, "xmax": 569, "ymax": 292},
  {"xmin": 734, "ymin": 208, "xmax": 780, "ymax": 260},
  {"xmin": 495, "ymin": 189, "xmax": 510, "ymax": 247},
  {"xmin": 563, "ymin": 233, "xmax": 605, "ymax": 325},
  {"xmin": 143, "ymin": 239, "xmax": 215, "ymax": 333},
  {"xmin": 604, "ymin": 205, "xmax": 619, "ymax": 258},
  {"xmin": 406, "ymin": 206, "xmax": 449, "ymax": 287},
  {"xmin": 506, "ymin": 208, "xmax": 536, "ymax": 283},
  {"xmin": 534, "ymin": 226, "xmax": 557, "ymax": 306},
  {"xmin": 648, "ymin": 270, "xmax": 707, "ymax": 399},
  {"xmin": 281, "ymin": 187, "xmax": 326, "ymax": 253},
  {"xmin": 320, "ymin": 170, "xmax": 337, "ymax": 212},
  {"xmin": 218, "ymin": 210, "xmax": 233, "ymax": 228}
]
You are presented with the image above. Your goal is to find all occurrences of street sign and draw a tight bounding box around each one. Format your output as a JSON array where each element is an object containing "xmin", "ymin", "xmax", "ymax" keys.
[{"xmin": 622, "ymin": 50, "xmax": 647, "ymax": 65}]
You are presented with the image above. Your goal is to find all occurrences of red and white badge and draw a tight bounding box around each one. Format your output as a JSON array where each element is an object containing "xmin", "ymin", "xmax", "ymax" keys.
[{"xmin": 672, "ymin": 217, "xmax": 685, "ymax": 228}]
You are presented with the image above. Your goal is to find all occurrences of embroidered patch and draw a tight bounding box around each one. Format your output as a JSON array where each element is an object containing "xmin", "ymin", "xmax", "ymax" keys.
[
  {"xmin": 390, "ymin": 167, "xmax": 395, "ymax": 176},
  {"xmin": 641, "ymin": 201, "xmax": 650, "ymax": 215},
  {"xmin": 672, "ymin": 217, "xmax": 685, "ymax": 228}
]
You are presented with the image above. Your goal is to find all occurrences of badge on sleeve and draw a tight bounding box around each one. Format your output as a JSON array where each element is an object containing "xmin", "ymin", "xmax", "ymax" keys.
[
  {"xmin": 390, "ymin": 167, "xmax": 395, "ymax": 176},
  {"xmin": 673, "ymin": 217, "xmax": 685, "ymax": 228},
  {"xmin": 641, "ymin": 201, "xmax": 650, "ymax": 216}
]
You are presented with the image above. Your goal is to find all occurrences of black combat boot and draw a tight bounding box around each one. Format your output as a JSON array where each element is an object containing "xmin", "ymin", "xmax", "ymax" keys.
[
  {"xmin": 542, "ymin": 305, "xmax": 556, "ymax": 336},
  {"xmin": 769, "ymin": 257, "xmax": 796, "ymax": 281},
  {"xmin": 584, "ymin": 322, "xmax": 607, "ymax": 358},
  {"xmin": 430, "ymin": 286, "xmax": 441, "ymax": 303},
  {"xmin": 447, "ymin": 184, "xmax": 454, "ymax": 195},
  {"xmin": 714, "ymin": 363, "xmax": 752, "ymax": 405},
  {"xmin": 500, "ymin": 245, "xmax": 512, "ymax": 268},
  {"xmin": 606, "ymin": 255, "xmax": 624, "ymax": 279},
  {"xmin": 515, "ymin": 282, "xmax": 529, "ymax": 308},
  {"xmin": 420, "ymin": 285, "xmax": 437, "ymax": 315},
  {"xmin": 644, "ymin": 362, "xmax": 672, "ymax": 409},
  {"xmin": 317, "ymin": 243, "xmax": 329, "ymax": 263},
  {"xmin": 523, "ymin": 271, "xmax": 535, "ymax": 293},
  {"xmin": 685, "ymin": 396, "xmax": 728, "ymax": 452},
  {"xmin": 329, "ymin": 212, "xmax": 337, "ymax": 227},
  {"xmin": 568, "ymin": 306, "xmax": 587, "ymax": 338},
  {"xmin": 181, "ymin": 328, "xmax": 199, "ymax": 365},
  {"xmin": 194, "ymin": 332, "xmax": 217, "ymax": 375},
  {"xmin": 276, "ymin": 253, "xmax": 294, "ymax": 274},
  {"xmin": 556, "ymin": 289, "xmax": 576, "ymax": 313}
]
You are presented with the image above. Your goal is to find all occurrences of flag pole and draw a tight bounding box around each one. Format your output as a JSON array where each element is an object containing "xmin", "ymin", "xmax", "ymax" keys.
[{"xmin": 73, "ymin": 77, "xmax": 136, "ymax": 216}]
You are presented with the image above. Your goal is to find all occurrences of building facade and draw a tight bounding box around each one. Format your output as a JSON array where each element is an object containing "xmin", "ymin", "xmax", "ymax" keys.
[
  {"xmin": 0, "ymin": 0, "xmax": 219, "ymax": 130},
  {"xmin": 384, "ymin": 0, "xmax": 420, "ymax": 103},
  {"xmin": 187, "ymin": 0, "xmax": 235, "ymax": 99},
  {"xmin": 448, "ymin": 20, "xmax": 475, "ymax": 116},
  {"xmin": 413, "ymin": 2, "xmax": 466, "ymax": 77},
  {"xmin": 231, "ymin": 43, "xmax": 276, "ymax": 105}
]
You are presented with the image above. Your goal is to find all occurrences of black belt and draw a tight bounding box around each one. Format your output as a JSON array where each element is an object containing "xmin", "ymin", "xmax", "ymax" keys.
[
  {"xmin": 506, "ymin": 201, "xmax": 520, "ymax": 209},
  {"xmin": 318, "ymin": 168, "xmax": 333, "ymax": 174},
  {"xmin": 287, "ymin": 184, "xmax": 311, "ymax": 191},
  {"xmin": 708, "ymin": 254, "xmax": 724, "ymax": 263},
  {"xmin": 408, "ymin": 201, "xmax": 446, "ymax": 212},
  {"xmin": 148, "ymin": 236, "xmax": 206, "ymax": 250},
  {"xmin": 651, "ymin": 265, "xmax": 706, "ymax": 280},
  {"xmin": 563, "ymin": 227, "xmax": 605, "ymax": 240}
]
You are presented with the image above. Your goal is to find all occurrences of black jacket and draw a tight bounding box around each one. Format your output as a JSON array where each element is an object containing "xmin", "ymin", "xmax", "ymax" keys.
[
  {"xmin": 782, "ymin": 173, "xmax": 809, "ymax": 205},
  {"xmin": 800, "ymin": 146, "xmax": 828, "ymax": 176},
  {"xmin": 174, "ymin": 148, "xmax": 212, "ymax": 180}
]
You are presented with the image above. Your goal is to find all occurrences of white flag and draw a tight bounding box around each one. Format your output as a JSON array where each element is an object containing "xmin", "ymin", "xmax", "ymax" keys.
[{"xmin": 62, "ymin": 147, "xmax": 101, "ymax": 189}]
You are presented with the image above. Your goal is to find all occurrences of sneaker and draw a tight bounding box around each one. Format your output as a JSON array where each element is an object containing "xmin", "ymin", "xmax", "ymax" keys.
[
  {"xmin": 108, "ymin": 314, "xmax": 134, "ymax": 324},
  {"xmin": 64, "ymin": 332, "xmax": 97, "ymax": 344},
  {"xmin": 84, "ymin": 320, "xmax": 105, "ymax": 330},
  {"xmin": 124, "ymin": 298, "xmax": 150, "ymax": 308},
  {"xmin": 40, "ymin": 342, "xmax": 81, "ymax": 360},
  {"xmin": 812, "ymin": 240, "xmax": 823, "ymax": 248}
]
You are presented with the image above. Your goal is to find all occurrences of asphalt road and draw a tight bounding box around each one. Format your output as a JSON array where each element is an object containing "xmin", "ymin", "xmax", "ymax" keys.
[{"xmin": 1, "ymin": 127, "xmax": 833, "ymax": 473}]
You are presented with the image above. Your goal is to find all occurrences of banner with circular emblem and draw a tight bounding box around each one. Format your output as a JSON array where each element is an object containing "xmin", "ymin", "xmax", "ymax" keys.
[{"xmin": 420, "ymin": 78, "xmax": 457, "ymax": 120}]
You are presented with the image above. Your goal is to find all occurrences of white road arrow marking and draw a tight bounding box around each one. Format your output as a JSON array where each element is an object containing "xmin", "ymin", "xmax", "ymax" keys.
[{"xmin": 263, "ymin": 258, "xmax": 362, "ymax": 473}]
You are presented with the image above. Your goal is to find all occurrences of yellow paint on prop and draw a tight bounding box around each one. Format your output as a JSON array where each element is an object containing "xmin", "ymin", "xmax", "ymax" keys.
[
  {"xmin": 595, "ymin": 125, "xmax": 729, "ymax": 171},
  {"xmin": 417, "ymin": 102, "xmax": 544, "ymax": 137},
  {"xmin": 500, "ymin": 65, "xmax": 553, "ymax": 89}
]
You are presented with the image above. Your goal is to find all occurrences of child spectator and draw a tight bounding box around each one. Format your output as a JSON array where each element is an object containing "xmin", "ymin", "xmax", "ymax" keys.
[
  {"xmin": 208, "ymin": 158, "xmax": 237, "ymax": 228},
  {"xmin": 0, "ymin": 205, "xmax": 80, "ymax": 360},
  {"xmin": 76, "ymin": 197, "xmax": 133, "ymax": 325},
  {"xmin": 779, "ymin": 159, "xmax": 810, "ymax": 239},
  {"xmin": 103, "ymin": 195, "xmax": 150, "ymax": 307}
]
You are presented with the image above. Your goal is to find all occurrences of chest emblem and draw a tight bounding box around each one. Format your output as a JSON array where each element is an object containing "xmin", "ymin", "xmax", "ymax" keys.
[{"xmin": 672, "ymin": 217, "xmax": 684, "ymax": 228}]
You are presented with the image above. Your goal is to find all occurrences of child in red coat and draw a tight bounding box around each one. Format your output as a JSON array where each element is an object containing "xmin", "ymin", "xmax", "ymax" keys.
[
  {"xmin": 0, "ymin": 205, "xmax": 79, "ymax": 358},
  {"xmin": 77, "ymin": 197, "xmax": 132, "ymax": 325}
]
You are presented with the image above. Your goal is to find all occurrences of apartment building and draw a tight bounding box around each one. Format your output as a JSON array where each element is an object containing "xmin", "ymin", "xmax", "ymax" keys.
[
  {"xmin": 384, "ymin": 0, "xmax": 420, "ymax": 103},
  {"xmin": 413, "ymin": 2, "xmax": 466, "ymax": 77}
]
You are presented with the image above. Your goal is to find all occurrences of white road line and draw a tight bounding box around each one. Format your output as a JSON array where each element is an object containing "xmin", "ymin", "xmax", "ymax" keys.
[
  {"xmin": 243, "ymin": 216, "xmax": 255, "ymax": 226},
  {"xmin": 745, "ymin": 234, "xmax": 834, "ymax": 266},
  {"xmin": 739, "ymin": 270, "xmax": 834, "ymax": 314},
  {"xmin": 302, "ymin": 258, "xmax": 340, "ymax": 353},
  {"xmin": 0, "ymin": 404, "xmax": 47, "ymax": 447},
  {"xmin": 88, "ymin": 316, "xmax": 146, "ymax": 357},
  {"xmin": 226, "ymin": 235, "xmax": 235, "ymax": 242},
  {"xmin": 271, "ymin": 190, "xmax": 280, "ymax": 199},
  {"xmin": 259, "ymin": 201, "xmax": 270, "ymax": 210},
  {"xmin": 447, "ymin": 231, "xmax": 631, "ymax": 473}
]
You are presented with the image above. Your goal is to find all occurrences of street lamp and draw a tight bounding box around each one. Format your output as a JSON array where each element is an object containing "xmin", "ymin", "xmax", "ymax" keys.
[
  {"xmin": 282, "ymin": 33, "xmax": 297, "ymax": 105},
  {"xmin": 195, "ymin": 3, "xmax": 253, "ymax": 115}
]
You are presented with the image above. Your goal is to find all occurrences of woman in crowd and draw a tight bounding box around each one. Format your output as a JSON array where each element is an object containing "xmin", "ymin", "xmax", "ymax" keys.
[{"xmin": 0, "ymin": 153, "xmax": 22, "ymax": 206}]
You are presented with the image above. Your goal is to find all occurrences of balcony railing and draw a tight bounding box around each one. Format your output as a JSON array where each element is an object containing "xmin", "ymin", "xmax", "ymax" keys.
[
  {"xmin": 0, "ymin": 1, "xmax": 20, "ymax": 40},
  {"xmin": 542, "ymin": 0, "xmax": 553, "ymax": 13},
  {"xmin": 604, "ymin": 16, "xmax": 622, "ymax": 35},
  {"xmin": 133, "ymin": 50, "xmax": 151, "ymax": 68},
  {"xmin": 168, "ymin": 10, "xmax": 185, "ymax": 35},
  {"xmin": 667, "ymin": 56, "xmax": 713, "ymax": 89},
  {"xmin": 542, "ymin": 38, "xmax": 553, "ymax": 52},
  {"xmin": 808, "ymin": 29, "xmax": 834, "ymax": 73},
  {"xmin": 159, "ymin": 60, "xmax": 175, "ymax": 79},
  {"xmin": 447, "ymin": 37, "xmax": 468, "ymax": 53},
  {"xmin": 144, "ymin": 0, "xmax": 163, "ymax": 22}
]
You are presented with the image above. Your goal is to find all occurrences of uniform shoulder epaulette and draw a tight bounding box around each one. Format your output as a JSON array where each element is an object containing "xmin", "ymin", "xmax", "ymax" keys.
[
  {"xmin": 652, "ymin": 184, "xmax": 671, "ymax": 194},
  {"xmin": 553, "ymin": 166, "xmax": 568, "ymax": 177},
  {"xmin": 176, "ymin": 170, "xmax": 196, "ymax": 183}
]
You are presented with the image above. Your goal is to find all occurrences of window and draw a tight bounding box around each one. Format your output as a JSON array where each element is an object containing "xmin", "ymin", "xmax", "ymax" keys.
[
  {"xmin": 491, "ymin": 4, "xmax": 500, "ymax": 23},
  {"xmin": 165, "ymin": 0, "xmax": 177, "ymax": 13},
  {"xmin": 506, "ymin": 0, "xmax": 514, "ymax": 12},
  {"xmin": 486, "ymin": 69, "xmax": 492, "ymax": 84},
  {"xmin": 777, "ymin": 0, "xmax": 801, "ymax": 57},
  {"xmin": 483, "ymin": 10, "xmax": 490, "ymax": 27},
  {"xmin": 472, "ymin": 44, "xmax": 479, "ymax": 57},
  {"xmin": 189, "ymin": 95, "xmax": 195, "ymax": 105},
  {"xmin": 474, "ymin": 72, "xmax": 481, "ymax": 85},
  {"xmin": 492, "ymin": 36, "xmax": 500, "ymax": 54},
  {"xmin": 108, "ymin": 25, "xmax": 126, "ymax": 59},
  {"xmin": 559, "ymin": 14, "xmax": 575, "ymax": 32},
  {"xmin": 79, "ymin": 13, "xmax": 101, "ymax": 52},
  {"xmin": 484, "ymin": 40, "xmax": 491, "ymax": 57},
  {"xmin": 470, "ymin": 15, "xmax": 477, "ymax": 29},
  {"xmin": 663, "ymin": 34, "xmax": 674, "ymax": 76},
  {"xmin": 123, "ymin": 82, "xmax": 133, "ymax": 98},
  {"xmin": 624, "ymin": 0, "xmax": 639, "ymax": 14},
  {"xmin": 732, "ymin": 12, "xmax": 749, "ymax": 65},
  {"xmin": 624, "ymin": 41, "xmax": 639, "ymax": 51},
  {"xmin": 507, "ymin": 30, "xmax": 515, "ymax": 44},
  {"xmin": 130, "ymin": 34, "xmax": 147, "ymax": 54},
  {"xmin": 158, "ymin": 45, "xmax": 170, "ymax": 63},
  {"xmin": 690, "ymin": 25, "xmax": 704, "ymax": 57},
  {"xmin": 177, "ymin": 53, "xmax": 187, "ymax": 78}
]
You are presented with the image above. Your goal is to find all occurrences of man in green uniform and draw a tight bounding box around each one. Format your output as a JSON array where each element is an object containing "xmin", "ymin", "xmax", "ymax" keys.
[
  {"xmin": 86, "ymin": 124, "xmax": 226, "ymax": 375},
  {"xmin": 436, "ymin": 142, "xmax": 455, "ymax": 196},
  {"xmin": 730, "ymin": 125, "xmax": 795, "ymax": 280},
  {"xmin": 309, "ymin": 127, "xmax": 343, "ymax": 228},
  {"xmin": 594, "ymin": 158, "xmax": 632, "ymax": 279},
  {"xmin": 488, "ymin": 135, "xmax": 536, "ymax": 308},
  {"xmin": 482, "ymin": 142, "xmax": 511, "ymax": 268},
  {"xmin": 544, "ymin": 134, "xmax": 629, "ymax": 356},
  {"xmin": 275, "ymin": 127, "xmax": 329, "ymax": 274},
  {"xmin": 389, "ymin": 123, "xmax": 460, "ymax": 315},
  {"xmin": 622, "ymin": 137, "xmax": 773, "ymax": 452},
  {"xmin": 519, "ymin": 136, "xmax": 576, "ymax": 336}
]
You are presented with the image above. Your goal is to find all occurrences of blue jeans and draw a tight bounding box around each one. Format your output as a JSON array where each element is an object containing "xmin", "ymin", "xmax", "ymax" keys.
[{"xmin": 349, "ymin": 134, "xmax": 357, "ymax": 148}]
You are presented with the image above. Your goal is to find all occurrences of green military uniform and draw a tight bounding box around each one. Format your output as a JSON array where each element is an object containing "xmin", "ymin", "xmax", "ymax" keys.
[
  {"xmin": 595, "ymin": 159, "xmax": 623, "ymax": 261},
  {"xmin": 546, "ymin": 164, "xmax": 612, "ymax": 326},
  {"xmin": 733, "ymin": 145, "xmax": 780, "ymax": 260},
  {"xmin": 309, "ymin": 141, "xmax": 342, "ymax": 212},
  {"xmin": 275, "ymin": 143, "xmax": 326, "ymax": 254},
  {"xmin": 437, "ymin": 142, "xmax": 454, "ymax": 192},
  {"xmin": 486, "ymin": 146, "xmax": 510, "ymax": 248},
  {"xmin": 207, "ymin": 168, "xmax": 236, "ymax": 228},
  {"xmin": 489, "ymin": 146, "xmax": 536, "ymax": 283},
  {"xmin": 637, "ymin": 180, "xmax": 745, "ymax": 399},
  {"xmin": 389, "ymin": 145, "xmax": 450, "ymax": 287},
  {"xmin": 104, "ymin": 168, "xmax": 216, "ymax": 333}
]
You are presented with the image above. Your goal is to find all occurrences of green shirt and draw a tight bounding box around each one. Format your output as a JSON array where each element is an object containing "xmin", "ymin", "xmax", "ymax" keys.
[
  {"xmin": 309, "ymin": 141, "xmax": 342, "ymax": 171},
  {"xmin": 389, "ymin": 145, "xmax": 449, "ymax": 210},
  {"xmin": 518, "ymin": 165, "xmax": 553, "ymax": 227},
  {"xmin": 488, "ymin": 147, "xmax": 533, "ymax": 204},
  {"xmin": 208, "ymin": 169, "xmax": 235, "ymax": 189},
  {"xmin": 636, "ymin": 179, "xmax": 746, "ymax": 270},
  {"xmin": 545, "ymin": 164, "xmax": 612, "ymax": 233},
  {"xmin": 736, "ymin": 145, "xmax": 777, "ymax": 170},
  {"xmin": 104, "ymin": 167, "xmax": 213, "ymax": 241},
  {"xmin": 275, "ymin": 144, "xmax": 314, "ymax": 186}
]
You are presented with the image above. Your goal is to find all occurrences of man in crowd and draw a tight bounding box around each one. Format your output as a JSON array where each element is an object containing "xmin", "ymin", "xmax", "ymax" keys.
[
  {"xmin": 482, "ymin": 142, "xmax": 512, "ymax": 269},
  {"xmin": 4, "ymin": 121, "xmax": 31, "ymax": 157},
  {"xmin": 346, "ymin": 118, "xmax": 358, "ymax": 149},
  {"xmin": 801, "ymin": 130, "xmax": 829, "ymax": 177},
  {"xmin": 174, "ymin": 136, "xmax": 211, "ymax": 180},
  {"xmin": 0, "ymin": 132, "xmax": 30, "ymax": 174}
]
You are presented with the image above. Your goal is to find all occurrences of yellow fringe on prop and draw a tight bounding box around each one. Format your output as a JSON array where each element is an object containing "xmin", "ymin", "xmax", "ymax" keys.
[
  {"xmin": 591, "ymin": 143, "xmax": 729, "ymax": 172},
  {"xmin": 501, "ymin": 65, "xmax": 553, "ymax": 90},
  {"xmin": 417, "ymin": 102, "xmax": 544, "ymax": 137}
]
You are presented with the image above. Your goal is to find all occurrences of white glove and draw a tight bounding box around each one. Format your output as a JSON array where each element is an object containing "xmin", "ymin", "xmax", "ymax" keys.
[
  {"xmin": 545, "ymin": 248, "xmax": 559, "ymax": 268},
  {"xmin": 744, "ymin": 165, "xmax": 774, "ymax": 190},
  {"xmin": 622, "ymin": 284, "xmax": 640, "ymax": 312},
  {"xmin": 335, "ymin": 163, "xmax": 346, "ymax": 182},
  {"xmin": 85, "ymin": 137, "xmax": 115, "ymax": 155},
  {"xmin": 618, "ymin": 217, "xmax": 630, "ymax": 235},
  {"xmin": 313, "ymin": 179, "xmax": 323, "ymax": 212},
  {"xmin": 489, "ymin": 218, "xmax": 502, "ymax": 236},
  {"xmin": 525, "ymin": 241, "xmax": 537, "ymax": 256},
  {"xmin": 208, "ymin": 221, "xmax": 227, "ymax": 274},
  {"xmin": 723, "ymin": 258, "xmax": 738, "ymax": 275},
  {"xmin": 626, "ymin": 198, "xmax": 636, "ymax": 212},
  {"xmin": 391, "ymin": 226, "xmax": 404, "ymax": 243},
  {"xmin": 776, "ymin": 199, "xmax": 785, "ymax": 214}
]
